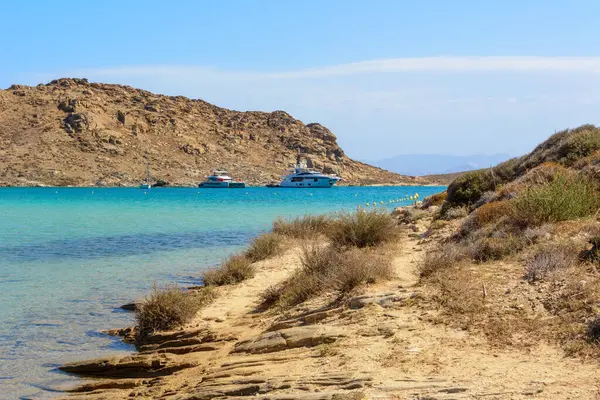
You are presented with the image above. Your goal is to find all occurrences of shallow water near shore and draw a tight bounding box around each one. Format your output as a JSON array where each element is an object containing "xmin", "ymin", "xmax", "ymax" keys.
[{"xmin": 0, "ymin": 186, "xmax": 444, "ymax": 398}]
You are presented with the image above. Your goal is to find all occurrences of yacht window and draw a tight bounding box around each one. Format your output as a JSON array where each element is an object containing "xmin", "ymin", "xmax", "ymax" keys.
[
  {"xmin": 291, "ymin": 177, "xmax": 304, "ymax": 182},
  {"xmin": 314, "ymin": 178, "xmax": 318, "ymax": 182}
]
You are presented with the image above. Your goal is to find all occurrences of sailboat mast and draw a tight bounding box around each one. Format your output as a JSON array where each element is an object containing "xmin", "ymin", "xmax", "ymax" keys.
[{"xmin": 145, "ymin": 152, "xmax": 150, "ymax": 184}]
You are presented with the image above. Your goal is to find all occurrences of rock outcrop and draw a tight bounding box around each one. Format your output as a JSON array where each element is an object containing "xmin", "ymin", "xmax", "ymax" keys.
[{"xmin": 0, "ymin": 78, "xmax": 426, "ymax": 187}]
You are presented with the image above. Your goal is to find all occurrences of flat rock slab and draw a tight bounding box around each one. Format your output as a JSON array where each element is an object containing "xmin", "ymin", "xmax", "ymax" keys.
[
  {"xmin": 233, "ymin": 326, "xmax": 346, "ymax": 355},
  {"xmin": 348, "ymin": 293, "xmax": 415, "ymax": 309},
  {"xmin": 59, "ymin": 353, "xmax": 195, "ymax": 378}
]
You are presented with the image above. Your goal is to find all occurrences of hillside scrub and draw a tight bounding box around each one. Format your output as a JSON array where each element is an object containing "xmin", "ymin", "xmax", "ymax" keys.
[
  {"xmin": 328, "ymin": 209, "xmax": 398, "ymax": 248},
  {"xmin": 511, "ymin": 171, "xmax": 600, "ymax": 227},
  {"xmin": 136, "ymin": 285, "xmax": 214, "ymax": 341},
  {"xmin": 203, "ymin": 255, "xmax": 255, "ymax": 286},
  {"xmin": 445, "ymin": 125, "xmax": 600, "ymax": 208}
]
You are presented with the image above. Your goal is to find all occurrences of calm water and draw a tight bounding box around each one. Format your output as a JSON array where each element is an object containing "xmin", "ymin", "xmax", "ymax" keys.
[{"xmin": 0, "ymin": 186, "xmax": 444, "ymax": 399}]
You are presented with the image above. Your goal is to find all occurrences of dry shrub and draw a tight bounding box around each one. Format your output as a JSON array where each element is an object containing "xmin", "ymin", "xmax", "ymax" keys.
[
  {"xmin": 442, "ymin": 206, "xmax": 469, "ymax": 220},
  {"xmin": 328, "ymin": 209, "xmax": 398, "ymax": 248},
  {"xmin": 512, "ymin": 170, "xmax": 600, "ymax": 227},
  {"xmin": 467, "ymin": 235, "xmax": 523, "ymax": 263},
  {"xmin": 393, "ymin": 207, "xmax": 426, "ymax": 224},
  {"xmin": 418, "ymin": 243, "xmax": 467, "ymax": 279},
  {"xmin": 136, "ymin": 284, "xmax": 214, "ymax": 340},
  {"xmin": 524, "ymin": 244, "xmax": 578, "ymax": 282},
  {"xmin": 203, "ymin": 254, "xmax": 254, "ymax": 286},
  {"xmin": 263, "ymin": 244, "xmax": 393, "ymax": 308},
  {"xmin": 422, "ymin": 191, "xmax": 447, "ymax": 209},
  {"xmin": 474, "ymin": 201, "xmax": 514, "ymax": 227},
  {"xmin": 245, "ymin": 233, "xmax": 283, "ymax": 262},
  {"xmin": 273, "ymin": 214, "xmax": 331, "ymax": 239},
  {"xmin": 429, "ymin": 220, "xmax": 449, "ymax": 230},
  {"xmin": 332, "ymin": 248, "xmax": 394, "ymax": 292}
]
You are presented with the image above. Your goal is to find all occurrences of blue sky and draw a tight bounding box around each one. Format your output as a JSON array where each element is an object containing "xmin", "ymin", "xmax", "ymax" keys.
[{"xmin": 2, "ymin": 0, "xmax": 600, "ymax": 159}]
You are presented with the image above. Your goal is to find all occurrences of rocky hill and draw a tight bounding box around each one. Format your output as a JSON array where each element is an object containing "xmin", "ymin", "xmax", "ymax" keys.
[{"xmin": 0, "ymin": 78, "xmax": 424, "ymax": 187}]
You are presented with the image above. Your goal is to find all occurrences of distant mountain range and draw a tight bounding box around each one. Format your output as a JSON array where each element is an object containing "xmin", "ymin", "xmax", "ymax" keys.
[{"xmin": 366, "ymin": 154, "xmax": 512, "ymax": 177}]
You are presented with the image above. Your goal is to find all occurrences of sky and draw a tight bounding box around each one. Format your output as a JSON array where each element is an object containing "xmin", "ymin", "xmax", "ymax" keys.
[{"xmin": 2, "ymin": 0, "xmax": 600, "ymax": 160}]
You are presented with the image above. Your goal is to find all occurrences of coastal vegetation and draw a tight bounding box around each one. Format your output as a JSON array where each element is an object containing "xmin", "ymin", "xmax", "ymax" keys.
[
  {"xmin": 261, "ymin": 244, "xmax": 394, "ymax": 308},
  {"xmin": 419, "ymin": 124, "xmax": 600, "ymax": 355},
  {"xmin": 135, "ymin": 284, "xmax": 215, "ymax": 341},
  {"xmin": 203, "ymin": 255, "xmax": 255, "ymax": 286}
]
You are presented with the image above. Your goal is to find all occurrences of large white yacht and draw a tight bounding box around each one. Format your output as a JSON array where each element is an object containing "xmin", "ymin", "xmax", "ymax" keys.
[
  {"xmin": 277, "ymin": 162, "xmax": 341, "ymax": 188},
  {"xmin": 198, "ymin": 170, "xmax": 246, "ymax": 188}
]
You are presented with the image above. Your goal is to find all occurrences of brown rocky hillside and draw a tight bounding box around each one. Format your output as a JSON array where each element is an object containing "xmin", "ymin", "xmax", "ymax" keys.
[{"xmin": 0, "ymin": 78, "xmax": 424, "ymax": 187}]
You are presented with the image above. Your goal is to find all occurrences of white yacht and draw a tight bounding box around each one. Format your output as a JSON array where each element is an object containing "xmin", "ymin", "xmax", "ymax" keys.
[
  {"xmin": 198, "ymin": 170, "xmax": 246, "ymax": 188},
  {"xmin": 277, "ymin": 162, "xmax": 341, "ymax": 188}
]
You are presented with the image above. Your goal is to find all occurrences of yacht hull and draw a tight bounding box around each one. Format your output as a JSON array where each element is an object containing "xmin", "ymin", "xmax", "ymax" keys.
[
  {"xmin": 198, "ymin": 181, "xmax": 246, "ymax": 188},
  {"xmin": 279, "ymin": 177, "xmax": 339, "ymax": 188}
]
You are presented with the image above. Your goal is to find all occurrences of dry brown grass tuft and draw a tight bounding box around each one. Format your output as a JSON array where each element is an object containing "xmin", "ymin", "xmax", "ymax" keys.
[
  {"xmin": 136, "ymin": 284, "xmax": 214, "ymax": 341},
  {"xmin": 245, "ymin": 233, "xmax": 284, "ymax": 262},
  {"xmin": 262, "ymin": 244, "xmax": 393, "ymax": 308},
  {"xmin": 418, "ymin": 243, "xmax": 467, "ymax": 279},
  {"xmin": 273, "ymin": 214, "xmax": 331, "ymax": 239},
  {"xmin": 524, "ymin": 244, "xmax": 578, "ymax": 282},
  {"xmin": 203, "ymin": 254, "xmax": 255, "ymax": 286},
  {"xmin": 328, "ymin": 209, "xmax": 398, "ymax": 248}
]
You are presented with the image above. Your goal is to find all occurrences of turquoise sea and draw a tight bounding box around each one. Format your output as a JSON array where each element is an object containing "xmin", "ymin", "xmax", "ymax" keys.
[{"xmin": 0, "ymin": 186, "xmax": 445, "ymax": 399}]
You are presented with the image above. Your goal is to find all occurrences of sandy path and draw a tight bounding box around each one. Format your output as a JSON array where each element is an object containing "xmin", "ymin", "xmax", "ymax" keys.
[{"xmin": 63, "ymin": 236, "xmax": 600, "ymax": 399}]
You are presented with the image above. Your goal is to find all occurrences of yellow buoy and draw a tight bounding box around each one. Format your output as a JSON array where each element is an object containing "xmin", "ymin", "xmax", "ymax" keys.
[
  {"xmin": 409, "ymin": 196, "xmax": 413, "ymax": 200},
  {"xmin": 373, "ymin": 202, "xmax": 376, "ymax": 206},
  {"xmin": 309, "ymin": 193, "xmax": 313, "ymax": 196},
  {"xmin": 144, "ymin": 191, "xmax": 147, "ymax": 194},
  {"xmin": 365, "ymin": 203, "xmax": 369, "ymax": 207}
]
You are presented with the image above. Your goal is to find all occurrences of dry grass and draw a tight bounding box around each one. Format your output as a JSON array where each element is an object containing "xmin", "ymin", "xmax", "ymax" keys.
[
  {"xmin": 328, "ymin": 209, "xmax": 398, "ymax": 248},
  {"xmin": 203, "ymin": 254, "xmax": 255, "ymax": 286},
  {"xmin": 524, "ymin": 244, "xmax": 578, "ymax": 282},
  {"xmin": 136, "ymin": 284, "xmax": 214, "ymax": 341},
  {"xmin": 467, "ymin": 234, "xmax": 524, "ymax": 263},
  {"xmin": 262, "ymin": 244, "xmax": 393, "ymax": 308},
  {"xmin": 245, "ymin": 233, "xmax": 284, "ymax": 262},
  {"xmin": 429, "ymin": 268, "xmax": 486, "ymax": 329},
  {"xmin": 418, "ymin": 243, "xmax": 467, "ymax": 279},
  {"xmin": 273, "ymin": 214, "xmax": 331, "ymax": 239}
]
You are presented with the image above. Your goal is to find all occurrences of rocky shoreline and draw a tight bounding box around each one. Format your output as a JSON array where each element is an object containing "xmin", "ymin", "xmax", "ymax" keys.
[{"xmin": 53, "ymin": 207, "xmax": 600, "ymax": 399}]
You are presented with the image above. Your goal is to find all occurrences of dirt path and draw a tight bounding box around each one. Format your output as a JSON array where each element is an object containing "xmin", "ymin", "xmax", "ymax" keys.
[{"xmin": 61, "ymin": 236, "xmax": 600, "ymax": 399}]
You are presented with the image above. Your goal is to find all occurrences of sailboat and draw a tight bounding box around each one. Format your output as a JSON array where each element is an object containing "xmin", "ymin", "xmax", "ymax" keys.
[{"xmin": 139, "ymin": 152, "xmax": 151, "ymax": 189}]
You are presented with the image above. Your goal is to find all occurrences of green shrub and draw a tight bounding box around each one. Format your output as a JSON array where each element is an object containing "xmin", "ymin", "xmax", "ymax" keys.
[
  {"xmin": 328, "ymin": 209, "xmax": 398, "ymax": 248},
  {"xmin": 446, "ymin": 170, "xmax": 494, "ymax": 206},
  {"xmin": 512, "ymin": 171, "xmax": 600, "ymax": 226},
  {"xmin": 245, "ymin": 233, "xmax": 283, "ymax": 262},
  {"xmin": 136, "ymin": 284, "xmax": 214, "ymax": 340},
  {"xmin": 273, "ymin": 214, "xmax": 331, "ymax": 239},
  {"xmin": 203, "ymin": 254, "xmax": 255, "ymax": 286}
]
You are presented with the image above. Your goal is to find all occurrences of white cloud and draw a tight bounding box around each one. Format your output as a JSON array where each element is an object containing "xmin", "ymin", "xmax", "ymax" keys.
[{"xmin": 69, "ymin": 56, "xmax": 600, "ymax": 82}]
